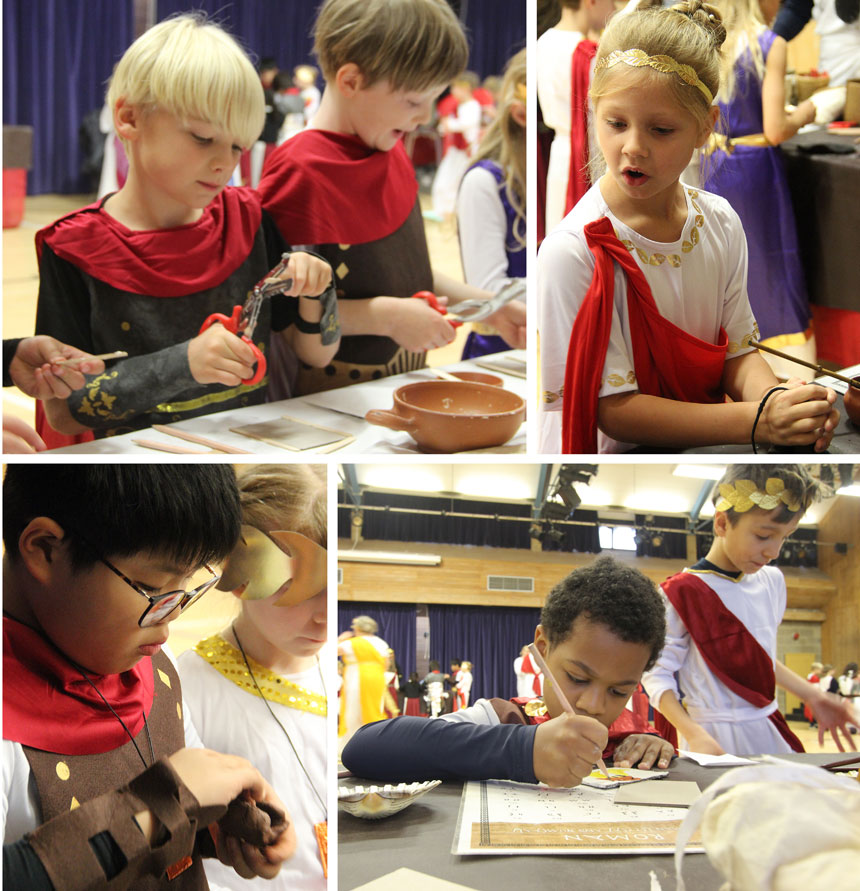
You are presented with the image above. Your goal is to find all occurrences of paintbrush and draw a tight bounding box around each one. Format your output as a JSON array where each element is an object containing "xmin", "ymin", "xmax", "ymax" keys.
[
  {"xmin": 53, "ymin": 350, "xmax": 128, "ymax": 366},
  {"xmin": 527, "ymin": 643, "xmax": 611, "ymax": 779},
  {"xmin": 750, "ymin": 340, "xmax": 860, "ymax": 390}
]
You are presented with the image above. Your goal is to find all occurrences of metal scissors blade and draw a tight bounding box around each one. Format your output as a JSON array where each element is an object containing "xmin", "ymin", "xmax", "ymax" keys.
[
  {"xmin": 241, "ymin": 253, "xmax": 295, "ymax": 339},
  {"xmin": 447, "ymin": 278, "xmax": 526, "ymax": 323}
]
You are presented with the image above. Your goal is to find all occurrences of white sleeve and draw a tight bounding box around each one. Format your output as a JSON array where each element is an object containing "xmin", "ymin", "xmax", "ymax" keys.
[
  {"xmin": 713, "ymin": 200, "xmax": 758, "ymax": 360},
  {"xmin": 641, "ymin": 593, "xmax": 688, "ymax": 711},
  {"xmin": 167, "ymin": 645, "xmax": 205, "ymax": 750},
  {"xmin": 457, "ymin": 166, "xmax": 512, "ymax": 292}
]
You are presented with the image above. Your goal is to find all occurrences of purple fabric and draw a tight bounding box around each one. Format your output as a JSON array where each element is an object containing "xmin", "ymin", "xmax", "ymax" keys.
[{"xmin": 702, "ymin": 30, "xmax": 810, "ymax": 341}]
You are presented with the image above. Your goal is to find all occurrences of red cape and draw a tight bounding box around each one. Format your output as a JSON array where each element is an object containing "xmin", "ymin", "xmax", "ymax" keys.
[
  {"xmin": 258, "ymin": 129, "xmax": 418, "ymax": 246},
  {"xmin": 660, "ymin": 572, "xmax": 804, "ymax": 752},
  {"xmin": 562, "ymin": 216, "xmax": 727, "ymax": 453},
  {"xmin": 566, "ymin": 40, "xmax": 597, "ymax": 214},
  {"xmin": 3, "ymin": 617, "xmax": 155, "ymax": 755},
  {"xmin": 36, "ymin": 187, "xmax": 262, "ymax": 297}
]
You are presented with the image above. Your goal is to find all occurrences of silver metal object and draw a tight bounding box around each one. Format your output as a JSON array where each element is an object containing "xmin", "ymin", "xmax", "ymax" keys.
[{"xmin": 446, "ymin": 278, "xmax": 526, "ymax": 323}]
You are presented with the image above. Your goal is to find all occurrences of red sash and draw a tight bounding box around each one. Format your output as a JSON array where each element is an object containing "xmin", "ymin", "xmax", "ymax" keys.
[
  {"xmin": 258, "ymin": 129, "xmax": 417, "ymax": 246},
  {"xmin": 36, "ymin": 187, "xmax": 262, "ymax": 297},
  {"xmin": 561, "ymin": 216, "xmax": 728, "ymax": 453},
  {"xmin": 662, "ymin": 572, "xmax": 804, "ymax": 752},
  {"xmin": 566, "ymin": 39, "xmax": 597, "ymax": 214},
  {"xmin": 520, "ymin": 652, "xmax": 542, "ymax": 696},
  {"xmin": 3, "ymin": 616, "xmax": 156, "ymax": 755}
]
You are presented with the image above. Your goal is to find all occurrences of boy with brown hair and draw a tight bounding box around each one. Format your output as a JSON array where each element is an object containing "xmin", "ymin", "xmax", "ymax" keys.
[
  {"xmin": 258, "ymin": 0, "xmax": 526, "ymax": 396},
  {"xmin": 643, "ymin": 464, "xmax": 858, "ymax": 755}
]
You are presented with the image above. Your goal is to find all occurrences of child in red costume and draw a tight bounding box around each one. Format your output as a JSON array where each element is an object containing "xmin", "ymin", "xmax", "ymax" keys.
[
  {"xmin": 258, "ymin": 0, "xmax": 526, "ymax": 396},
  {"xmin": 342, "ymin": 557, "xmax": 674, "ymax": 786}
]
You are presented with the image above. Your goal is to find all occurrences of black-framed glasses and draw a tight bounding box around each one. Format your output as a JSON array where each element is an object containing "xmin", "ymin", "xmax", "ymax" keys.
[{"xmin": 98, "ymin": 553, "xmax": 221, "ymax": 628}]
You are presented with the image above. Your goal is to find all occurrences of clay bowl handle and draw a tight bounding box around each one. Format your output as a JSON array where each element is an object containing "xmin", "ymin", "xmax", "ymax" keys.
[{"xmin": 365, "ymin": 409, "xmax": 415, "ymax": 432}]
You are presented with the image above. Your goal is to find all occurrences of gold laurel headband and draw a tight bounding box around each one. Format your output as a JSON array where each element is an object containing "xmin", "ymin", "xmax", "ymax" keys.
[
  {"xmin": 594, "ymin": 48, "xmax": 714, "ymax": 105},
  {"xmin": 715, "ymin": 479, "xmax": 801, "ymax": 514}
]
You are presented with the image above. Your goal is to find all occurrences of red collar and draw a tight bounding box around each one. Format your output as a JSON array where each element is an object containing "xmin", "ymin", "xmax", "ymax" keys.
[
  {"xmin": 3, "ymin": 616, "xmax": 155, "ymax": 755},
  {"xmin": 36, "ymin": 187, "xmax": 262, "ymax": 297}
]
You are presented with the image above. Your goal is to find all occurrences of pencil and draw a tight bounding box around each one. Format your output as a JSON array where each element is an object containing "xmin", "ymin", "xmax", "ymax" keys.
[
  {"xmin": 527, "ymin": 643, "xmax": 612, "ymax": 779},
  {"xmin": 54, "ymin": 351, "xmax": 128, "ymax": 366}
]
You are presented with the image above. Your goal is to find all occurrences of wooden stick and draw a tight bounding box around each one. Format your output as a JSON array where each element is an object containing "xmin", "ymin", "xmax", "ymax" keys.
[
  {"xmin": 151, "ymin": 425, "xmax": 254, "ymax": 454},
  {"xmin": 54, "ymin": 351, "xmax": 128, "ymax": 366},
  {"xmin": 132, "ymin": 438, "xmax": 211, "ymax": 455},
  {"xmin": 750, "ymin": 340, "xmax": 860, "ymax": 389},
  {"xmin": 527, "ymin": 643, "xmax": 612, "ymax": 779}
]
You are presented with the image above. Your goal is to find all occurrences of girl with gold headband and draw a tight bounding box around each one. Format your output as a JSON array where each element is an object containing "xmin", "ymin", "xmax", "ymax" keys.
[
  {"xmin": 538, "ymin": 0, "xmax": 839, "ymax": 454},
  {"xmin": 642, "ymin": 464, "xmax": 857, "ymax": 756}
]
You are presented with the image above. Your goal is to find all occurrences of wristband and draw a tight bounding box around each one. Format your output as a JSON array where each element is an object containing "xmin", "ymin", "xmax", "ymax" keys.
[
  {"xmin": 297, "ymin": 283, "xmax": 340, "ymax": 345},
  {"xmin": 751, "ymin": 386, "xmax": 788, "ymax": 454}
]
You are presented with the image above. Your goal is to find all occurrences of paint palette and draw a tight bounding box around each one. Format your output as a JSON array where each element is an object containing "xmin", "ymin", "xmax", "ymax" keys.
[{"xmin": 581, "ymin": 767, "xmax": 669, "ymax": 789}]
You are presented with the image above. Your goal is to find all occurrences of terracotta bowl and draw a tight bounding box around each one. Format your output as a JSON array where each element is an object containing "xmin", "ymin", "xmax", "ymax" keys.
[
  {"xmin": 449, "ymin": 371, "xmax": 503, "ymax": 387},
  {"xmin": 365, "ymin": 380, "xmax": 525, "ymax": 452},
  {"xmin": 844, "ymin": 376, "xmax": 860, "ymax": 426}
]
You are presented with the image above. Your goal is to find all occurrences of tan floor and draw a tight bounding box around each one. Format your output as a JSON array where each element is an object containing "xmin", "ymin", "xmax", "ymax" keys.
[{"xmin": 2, "ymin": 191, "xmax": 469, "ymax": 428}]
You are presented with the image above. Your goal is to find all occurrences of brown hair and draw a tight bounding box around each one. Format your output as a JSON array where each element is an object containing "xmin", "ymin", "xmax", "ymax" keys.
[
  {"xmin": 713, "ymin": 464, "xmax": 819, "ymax": 525},
  {"xmin": 591, "ymin": 0, "xmax": 726, "ymax": 129},
  {"xmin": 313, "ymin": 0, "xmax": 469, "ymax": 92},
  {"xmin": 237, "ymin": 464, "xmax": 326, "ymax": 546}
]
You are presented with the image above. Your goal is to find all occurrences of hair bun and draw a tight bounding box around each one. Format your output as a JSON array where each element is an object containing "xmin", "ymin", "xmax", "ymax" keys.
[{"xmin": 672, "ymin": 0, "xmax": 727, "ymax": 50}]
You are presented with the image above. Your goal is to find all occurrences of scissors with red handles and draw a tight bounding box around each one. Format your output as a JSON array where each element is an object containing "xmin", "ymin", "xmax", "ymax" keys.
[
  {"xmin": 411, "ymin": 290, "xmax": 463, "ymax": 328},
  {"xmin": 412, "ymin": 279, "xmax": 526, "ymax": 325},
  {"xmin": 199, "ymin": 254, "xmax": 294, "ymax": 386}
]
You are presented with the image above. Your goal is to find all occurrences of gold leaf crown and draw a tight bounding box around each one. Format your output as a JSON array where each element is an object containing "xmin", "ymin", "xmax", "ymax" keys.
[
  {"xmin": 715, "ymin": 478, "xmax": 801, "ymax": 514},
  {"xmin": 594, "ymin": 48, "xmax": 714, "ymax": 105}
]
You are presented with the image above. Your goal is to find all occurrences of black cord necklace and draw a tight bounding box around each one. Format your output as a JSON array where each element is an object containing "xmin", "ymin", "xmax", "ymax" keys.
[
  {"xmin": 231, "ymin": 623, "xmax": 327, "ymax": 816},
  {"xmin": 74, "ymin": 662, "xmax": 155, "ymax": 769}
]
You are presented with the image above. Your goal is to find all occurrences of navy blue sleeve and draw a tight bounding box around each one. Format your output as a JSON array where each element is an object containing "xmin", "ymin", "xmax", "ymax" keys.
[
  {"xmin": 772, "ymin": 0, "xmax": 814, "ymax": 41},
  {"xmin": 342, "ymin": 716, "xmax": 538, "ymax": 784},
  {"xmin": 2, "ymin": 830, "xmax": 125, "ymax": 889}
]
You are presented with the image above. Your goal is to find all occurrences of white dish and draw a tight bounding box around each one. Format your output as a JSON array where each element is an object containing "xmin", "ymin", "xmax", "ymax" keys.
[{"xmin": 338, "ymin": 780, "xmax": 442, "ymax": 819}]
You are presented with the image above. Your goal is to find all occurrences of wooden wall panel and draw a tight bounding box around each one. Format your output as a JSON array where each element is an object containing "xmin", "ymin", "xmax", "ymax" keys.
[{"xmin": 818, "ymin": 498, "xmax": 860, "ymax": 671}]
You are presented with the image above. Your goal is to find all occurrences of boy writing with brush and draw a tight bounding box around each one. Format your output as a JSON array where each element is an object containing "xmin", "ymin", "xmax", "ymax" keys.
[{"xmin": 342, "ymin": 558, "xmax": 674, "ymax": 787}]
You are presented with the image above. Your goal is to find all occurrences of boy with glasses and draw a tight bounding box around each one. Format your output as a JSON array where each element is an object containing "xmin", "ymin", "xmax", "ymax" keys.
[{"xmin": 2, "ymin": 464, "xmax": 296, "ymax": 888}]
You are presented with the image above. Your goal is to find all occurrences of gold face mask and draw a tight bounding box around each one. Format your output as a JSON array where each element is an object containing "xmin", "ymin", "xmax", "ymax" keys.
[{"xmin": 216, "ymin": 525, "xmax": 326, "ymax": 606}]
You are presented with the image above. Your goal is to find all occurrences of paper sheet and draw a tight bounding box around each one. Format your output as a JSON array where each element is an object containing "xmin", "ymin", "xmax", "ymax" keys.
[
  {"xmin": 351, "ymin": 868, "xmax": 478, "ymax": 891},
  {"xmin": 453, "ymin": 779, "xmax": 703, "ymax": 856},
  {"xmin": 581, "ymin": 767, "xmax": 669, "ymax": 789},
  {"xmin": 614, "ymin": 781, "xmax": 702, "ymax": 808},
  {"xmin": 677, "ymin": 750, "xmax": 759, "ymax": 768}
]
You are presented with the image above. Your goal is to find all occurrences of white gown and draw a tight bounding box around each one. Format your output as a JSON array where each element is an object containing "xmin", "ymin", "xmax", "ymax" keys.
[
  {"xmin": 537, "ymin": 181, "xmax": 759, "ymax": 453},
  {"xmin": 641, "ymin": 566, "xmax": 793, "ymax": 755},
  {"xmin": 177, "ymin": 639, "xmax": 327, "ymax": 891}
]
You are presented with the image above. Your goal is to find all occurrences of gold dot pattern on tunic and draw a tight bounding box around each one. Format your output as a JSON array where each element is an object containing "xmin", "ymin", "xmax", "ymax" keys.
[
  {"xmin": 158, "ymin": 668, "xmax": 171, "ymax": 688},
  {"xmin": 176, "ymin": 702, "xmax": 182, "ymax": 721},
  {"xmin": 70, "ymin": 796, "xmax": 80, "ymax": 810},
  {"xmin": 194, "ymin": 634, "xmax": 326, "ymax": 716},
  {"xmin": 121, "ymin": 321, "xmax": 131, "ymax": 331},
  {"xmin": 338, "ymin": 244, "xmax": 351, "ymax": 250},
  {"xmin": 56, "ymin": 761, "xmax": 70, "ymax": 781},
  {"xmin": 335, "ymin": 262, "xmax": 349, "ymax": 280}
]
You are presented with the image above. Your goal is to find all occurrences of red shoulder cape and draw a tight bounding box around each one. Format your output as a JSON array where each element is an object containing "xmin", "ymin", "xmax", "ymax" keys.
[
  {"xmin": 3, "ymin": 616, "xmax": 156, "ymax": 755},
  {"xmin": 257, "ymin": 129, "xmax": 418, "ymax": 246},
  {"xmin": 36, "ymin": 187, "xmax": 262, "ymax": 297},
  {"xmin": 660, "ymin": 571, "xmax": 803, "ymax": 752},
  {"xmin": 566, "ymin": 39, "xmax": 597, "ymax": 213},
  {"xmin": 561, "ymin": 216, "xmax": 727, "ymax": 453}
]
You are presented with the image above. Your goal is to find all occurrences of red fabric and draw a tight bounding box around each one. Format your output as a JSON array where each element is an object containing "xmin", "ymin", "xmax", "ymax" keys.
[
  {"xmin": 520, "ymin": 652, "xmax": 542, "ymax": 696},
  {"xmin": 561, "ymin": 216, "xmax": 728, "ymax": 453},
  {"xmin": 566, "ymin": 39, "xmax": 597, "ymax": 214},
  {"xmin": 36, "ymin": 402, "xmax": 95, "ymax": 450},
  {"xmin": 662, "ymin": 572, "xmax": 804, "ymax": 753},
  {"xmin": 510, "ymin": 697, "xmax": 662, "ymax": 760},
  {"xmin": 472, "ymin": 87, "xmax": 495, "ymax": 108},
  {"xmin": 258, "ymin": 129, "xmax": 417, "ymax": 246},
  {"xmin": 803, "ymin": 674, "xmax": 819, "ymax": 724},
  {"xmin": 36, "ymin": 187, "xmax": 262, "ymax": 297},
  {"xmin": 537, "ymin": 104, "xmax": 551, "ymax": 244},
  {"xmin": 2, "ymin": 616, "xmax": 155, "ymax": 755},
  {"xmin": 404, "ymin": 698, "xmax": 423, "ymax": 716},
  {"xmin": 810, "ymin": 303, "xmax": 860, "ymax": 368}
]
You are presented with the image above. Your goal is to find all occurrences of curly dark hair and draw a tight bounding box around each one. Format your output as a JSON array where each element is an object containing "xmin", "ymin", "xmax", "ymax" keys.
[{"xmin": 540, "ymin": 556, "xmax": 666, "ymax": 670}]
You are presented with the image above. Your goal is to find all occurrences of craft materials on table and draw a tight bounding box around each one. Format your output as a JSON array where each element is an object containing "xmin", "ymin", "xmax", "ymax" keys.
[
  {"xmin": 581, "ymin": 767, "xmax": 669, "ymax": 789},
  {"xmin": 677, "ymin": 751, "xmax": 759, "ymax": 769},
  {"xmin": 230, "ymin": 416, "xmax": 354, "ymax": 452},
  {"xmin": 452, "ymin": 778, "xmax": 704, "ymax": 855},
  {"xmin": 351, "ymin": 867, "xmax": 479, "ymax": 891},
  {"xmin": 474, "ymin": 351, "xmax": 526, "ymax": 379},
  {"xmin": 339, "ymin": 780, "xmax": 442, "ymax": 819}
]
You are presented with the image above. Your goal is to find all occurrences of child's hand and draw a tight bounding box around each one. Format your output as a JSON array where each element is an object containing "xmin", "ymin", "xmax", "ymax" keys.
[
  {"xmin": 684, "ymin": 727, "xmax": 725, "ymax": 756},
  {"xmin": 274, "ymin": 251, "xmax": 333, "ymax": 298},
  {"xmin": 533, "ymin": 713, "xmax": 609, "ymax": 787},
  {"xmin": 168, "ymin": 748, "xmax": 272, "ymax": 809},
  {"xmin": 376, "ymin": 296, "xmax": 458, "ymax": 352},
  {"xmin": 9, "ymin": 335, "xmax": 107, "ymax": 399},
  {"xmin": 188, "ymin": 324, "xmax": 258, "ymax": 386},
  {"xmin": 758, "ymin": 379, "xmax": 839, "ymax": 452},
  {"xmin": 3, "ymin": 415, "xmax": 47, "ymax": 453},
  {"xmin": 612, "ymin": 734, "xmax": 674, "ymax": 770},
  {"xmin": 484, "ymin": 299, "xmax": 527, "ymax": 350}
]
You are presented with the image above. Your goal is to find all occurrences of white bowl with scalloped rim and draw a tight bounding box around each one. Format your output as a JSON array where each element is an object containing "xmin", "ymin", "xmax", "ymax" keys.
[{"xmin": 338, "ymin": 780, "xmax": 442, "ymax": 819}]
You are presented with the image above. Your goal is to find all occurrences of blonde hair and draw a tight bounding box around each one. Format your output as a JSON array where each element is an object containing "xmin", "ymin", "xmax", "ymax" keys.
[
  {"xmin": 470, "ymin": 48, "xmax": 526, "ymax": 249},
  {"xmin": 710, "ymin": 0, "xmax": 767, "ymax": 104},
  {"xmin": 313, "ymin": 0, "xmax": 469, "ymax": 92},
  {"xmin": 237, "ymin": 464, "xmax": 327, "ymax": 547},
  {"xmin": 352, "ymin": 615, "xmax": 379, "ymax": 634},
  {"xmin": 591, "ymin": 0, "xmax": 725, "ymax": 126},
  {"xmin": 294, "ymin": 64, "xmax": 319, "ymax": 88},
  {"xmin": 106, "ymin": 13, "xmax": 265, "ymax": 149}
]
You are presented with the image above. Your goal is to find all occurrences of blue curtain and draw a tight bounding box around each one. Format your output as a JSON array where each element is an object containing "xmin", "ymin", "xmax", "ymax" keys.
[
  {"xmin": 428, "ymin": 604, "xmax": 540, "ymax": 702},
  {"xmin": 337, "ymin": 601, "xmax": 417, "ymax": 683},
  {"xmin": 3, "ymin": 0, "xmax": 134, "ymax": 195},
  {"xmin": 462, "ymin": 0, "xmax": 525, "ymax": 77}
]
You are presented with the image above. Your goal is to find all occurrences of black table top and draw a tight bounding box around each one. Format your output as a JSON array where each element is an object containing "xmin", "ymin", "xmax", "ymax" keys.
[{"xmin": 338, "ymin": 753, "xmax": 840, "ymax": 891}]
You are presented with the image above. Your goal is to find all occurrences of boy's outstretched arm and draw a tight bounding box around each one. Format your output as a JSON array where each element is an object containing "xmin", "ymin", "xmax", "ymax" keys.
[
  {"xmin": 774, "ymin": 662, "xmax": 858, "ymax": 752},
  {"xmin": 342, "ymin": 716, "xmax": 538, "ymax": 784}
]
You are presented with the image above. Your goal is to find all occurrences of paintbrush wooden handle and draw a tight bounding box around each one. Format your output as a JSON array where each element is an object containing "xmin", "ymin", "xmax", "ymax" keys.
[
  {"xmin": 750, "ymin": 340, "xmax": 860, "ymax": 389},
  {"xmin": 54, "ymin": 351, "xmax": 128, "ymax": 366},
  {"xmin": 133, "ymin": 438, "xmax": 211, "ymax": 454},
  {"xmin": 150, "ymin": 425, "xmax": 253, "ymax": 454}
]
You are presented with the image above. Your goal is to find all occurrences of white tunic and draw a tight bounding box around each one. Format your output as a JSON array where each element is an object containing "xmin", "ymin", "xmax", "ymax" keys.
[
  {"xmin": 177, "ymin": 645, "xmax": 327, "ymax": 891},
  {"xmin": 814, "ymin": 0, "xmax": 860, "ymax": 86},
  {"xmin": 538, "ymin": 181, "xmax": 758, "ymax": 453},
  {"xmin": 641, "ymin": 566, "xmax": 792, "ymax": 755}
]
